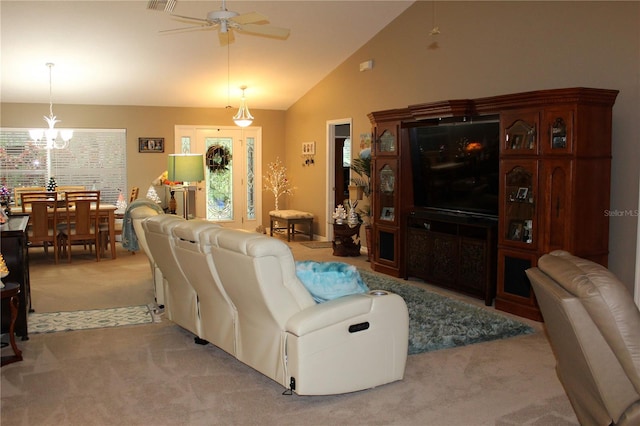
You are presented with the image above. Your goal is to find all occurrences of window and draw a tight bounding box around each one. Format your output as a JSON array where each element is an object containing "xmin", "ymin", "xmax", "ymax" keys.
[{"xmin": 0, "ymin": 128, "xmax": 126, "ymax": 204}]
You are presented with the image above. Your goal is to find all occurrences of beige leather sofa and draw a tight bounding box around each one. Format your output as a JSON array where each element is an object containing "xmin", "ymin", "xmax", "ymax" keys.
[
  {"xmin": 526, "ymin": 250, "xmax": 640, "ymax": 426},
  {"xmin": 143, "ymin": 215, "xmax": 201, "ymax": 337},
  {"xmin": 129, "ymin": 205, "xmax": 164, "ymax": 307},
  {"xmin": 143, "ymin": 215, "xmax": 409, "ymax": 395}
]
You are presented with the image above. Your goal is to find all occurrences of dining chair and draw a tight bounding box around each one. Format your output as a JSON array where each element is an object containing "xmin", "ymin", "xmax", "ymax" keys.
[
  {"xmin": 20, "ymin": 191, "xmax": 57, "ymax": 213},
  {"xmin": 100, "ymin": 186, "xmax": 140, "ymax": 255},
  {"xmin": 129, "ymin": 187, "xmax": 139, "ymax": 203},
  {"xmin": 57, "ymin": 190, "xmax": 101, "ymax": 262},
  {"xmin": 24, "ymin": 198, "xmax": 60, "ymax": 263},
  {"xmin": 56, "ymin": 186, "xmax": 86, "ymax": 196},
  {"xmin": 14, "ymin": 187, "xmax": 46, "ymax": 207}
]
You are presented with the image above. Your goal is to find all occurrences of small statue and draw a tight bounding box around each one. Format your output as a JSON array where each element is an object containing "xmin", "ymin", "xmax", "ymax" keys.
[{"xmin": 332, "ymin": 204, "xmax": 347, "ymax": 224}]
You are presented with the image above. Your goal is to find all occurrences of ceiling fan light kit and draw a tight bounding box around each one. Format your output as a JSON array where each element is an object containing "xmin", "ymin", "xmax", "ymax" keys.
[{"xmin": 161, "ymin": 0, "xmax": 290, "ymax": 43}]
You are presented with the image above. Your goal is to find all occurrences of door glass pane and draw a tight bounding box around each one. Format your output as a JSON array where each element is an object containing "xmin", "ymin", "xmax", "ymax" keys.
[
  {"xmin": 205, "ymin": 137, "xmax": 233, "ymax": 220},
  {"xmin": 246, "ymin": 136, "xmax": 255, "ymax": 220},
  {"xmin": 180, "ymin": 136, "xmax": 191, "ymax": 153}
]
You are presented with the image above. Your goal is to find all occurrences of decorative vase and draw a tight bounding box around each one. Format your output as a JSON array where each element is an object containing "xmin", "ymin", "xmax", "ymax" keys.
[{"xmin": 169, "ymin": 190, "xmax": 177, "ymax": 214}]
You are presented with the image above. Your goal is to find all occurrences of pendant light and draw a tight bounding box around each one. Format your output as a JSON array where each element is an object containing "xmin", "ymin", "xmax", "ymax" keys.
[
  {"xmin": 29, "ymin": 63, "xmax": 73, "ymax": 149},
  {"xmin": 233, "ymin": 86, "xmax": 254, "ymax": 127}
]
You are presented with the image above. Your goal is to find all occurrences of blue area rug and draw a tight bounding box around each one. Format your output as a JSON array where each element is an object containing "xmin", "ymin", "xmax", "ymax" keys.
[
  {"xmin": 358, "ymin": 269, "xmax": 535, "ymax": 355},
  {"xmin": 29, "ymin": 305, "xmax": 153, "ymax": 334}
]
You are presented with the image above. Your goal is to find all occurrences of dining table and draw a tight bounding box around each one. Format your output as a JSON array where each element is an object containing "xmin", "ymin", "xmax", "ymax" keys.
[{"xmin": 20, "ymin": 202, "xmax": 118, "ymax": 260}]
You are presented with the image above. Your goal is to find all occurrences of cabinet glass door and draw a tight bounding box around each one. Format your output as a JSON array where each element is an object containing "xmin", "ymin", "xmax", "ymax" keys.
[
  {"xmin": 378, "ymin": 164, "xmax": 395, "ymax": 222},
  {"xmin": 375, "ymin": 124, "xmax": 398, "ymax": 155},
  {"xmin": 502, "ymin": 112, "xmax": 538, "ymax": 155},
  {"xmin": 501, "ymin": 160, "xmax": 537, "ymax": 248}
]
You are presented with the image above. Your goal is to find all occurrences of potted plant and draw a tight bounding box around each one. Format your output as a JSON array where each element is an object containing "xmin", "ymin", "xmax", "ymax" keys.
[{"xmin": 350, "ymin": 148, "xmax": 373, "ymax": 261}]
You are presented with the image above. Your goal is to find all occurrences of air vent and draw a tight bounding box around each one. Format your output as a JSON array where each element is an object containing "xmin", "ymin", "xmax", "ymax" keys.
[{"xmin": 147, "ymin": 0, "xmax": 176, "ymax": 12}]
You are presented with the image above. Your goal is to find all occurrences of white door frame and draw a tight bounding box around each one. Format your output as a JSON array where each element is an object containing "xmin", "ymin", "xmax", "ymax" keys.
[{"xmin": 326, "ymin": 118, "xmax": 352, "ymax": 242}]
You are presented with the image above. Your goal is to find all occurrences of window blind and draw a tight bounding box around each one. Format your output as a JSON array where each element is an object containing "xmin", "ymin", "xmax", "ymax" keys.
[{"xmin": 0, "ymin": 128, "xmax": 126, "ymax": 204}]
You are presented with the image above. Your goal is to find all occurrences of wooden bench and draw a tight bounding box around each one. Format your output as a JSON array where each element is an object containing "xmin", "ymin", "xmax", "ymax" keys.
[{"xmin": 269, "ymin": 210, "xmax": 313, "ymax": 242}]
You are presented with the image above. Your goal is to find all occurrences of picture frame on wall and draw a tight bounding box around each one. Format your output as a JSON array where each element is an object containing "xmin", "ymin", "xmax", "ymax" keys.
[{"xmin": 139, "ymin": 137, "xmax": 164, "ymax": 153}]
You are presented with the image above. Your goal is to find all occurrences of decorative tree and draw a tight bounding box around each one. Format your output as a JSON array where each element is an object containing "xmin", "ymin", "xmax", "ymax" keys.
[
  {"xmin": 46, "ymin": 177, "xmax": 58, "ymax": 192},
  {"xmin": 115, "ymin": 191, "xmax": 127, "ymax": 213},
  {"xmin": 264, "ymin": 157, "xmax": 294, "ymax": 211}
]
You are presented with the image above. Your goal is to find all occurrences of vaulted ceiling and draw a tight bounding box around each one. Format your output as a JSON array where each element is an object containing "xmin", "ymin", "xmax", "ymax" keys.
[{"xmin": 1, "ymin": 1, "xmax": 414, "ymax": 110}]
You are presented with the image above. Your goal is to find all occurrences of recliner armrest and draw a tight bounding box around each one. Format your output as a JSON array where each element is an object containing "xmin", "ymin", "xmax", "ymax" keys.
[{"xmin": 285, "ymin": 292, "xmax": 405, "ymax": 336}]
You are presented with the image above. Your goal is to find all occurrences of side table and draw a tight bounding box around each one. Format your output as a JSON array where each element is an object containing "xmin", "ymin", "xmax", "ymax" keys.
[
  {"xmin": 1, "ymin": 282, "xmax": 23, "ymax": 366},
  {"xmin": 332, "ymin": 223, "xmax": 361, "ymax": 257}
]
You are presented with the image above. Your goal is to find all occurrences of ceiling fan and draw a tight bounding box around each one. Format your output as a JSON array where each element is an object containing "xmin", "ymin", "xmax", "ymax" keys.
[{"xmin": 159, "ymin": 0, "xmax": 290, "ymax": 45}]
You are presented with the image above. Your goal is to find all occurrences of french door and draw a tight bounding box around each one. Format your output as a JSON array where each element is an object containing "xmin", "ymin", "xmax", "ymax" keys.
[{"xmin": 175, "ymin": 126, "xmax": 262, "ymax": 230}]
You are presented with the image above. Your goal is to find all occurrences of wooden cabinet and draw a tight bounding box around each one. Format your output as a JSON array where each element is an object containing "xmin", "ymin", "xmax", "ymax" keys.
[
  {"xmin": 368, "ymin": 88, "xmax": 617, "ymax": 318},
  {"xmin": 495, "ymin": 88, "xmax": 617, "ymax": 320},
  {"xmin": 1, "ymin": 214, "xmax": 31, "ymax": 340},
  {"xmin": 367, "ymin": 112, "xmax": 412, "ymax": 278},
  {"xmin": 406, "ymin": 212, "xmax": 497, "ymax": 305}
]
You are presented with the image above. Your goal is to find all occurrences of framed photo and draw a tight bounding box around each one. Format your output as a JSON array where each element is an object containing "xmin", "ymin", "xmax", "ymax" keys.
[
  {"xmin": 139, "ymin": 137, "xmax": 164, "ymax": 153},
  {"xmin": 508, "ymin": 220, "xmax": 524, "ymax": 241},
  {"xmin": 516, "ymin": 187, "xmax": 529, "ymax": 200},
  {"xmin": 380, "ymin": 207, "xmax": 394, "ymax": 221}
]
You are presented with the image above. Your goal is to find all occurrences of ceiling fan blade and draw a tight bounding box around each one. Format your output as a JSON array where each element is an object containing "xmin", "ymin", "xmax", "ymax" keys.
[
  {"xmin": 230, "ymin": 11, "xmax": 268, "ymax": 25},
  {"xmin": 237, "ymin": 23, "xmax": 290, "ymax": 39},
  {"xmin": 169, "ymin": 13, "xmax": 211, "ymax": 24},
  {"xmin": 159, "ymin": 24, "xmax": 213, "ymax": 34}
]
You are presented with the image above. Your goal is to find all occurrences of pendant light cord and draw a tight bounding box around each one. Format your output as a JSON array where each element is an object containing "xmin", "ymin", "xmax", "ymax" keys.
[{"xmin": 47, "ymin": 62, "xmax": 54, "ymax": 118}]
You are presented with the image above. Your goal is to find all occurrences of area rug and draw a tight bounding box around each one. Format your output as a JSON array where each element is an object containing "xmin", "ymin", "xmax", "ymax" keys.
[
  {"xmin": 299, "ymin": 241, "xmax": 333, "ymax": 249},
  {"xmin": 358, "ymin": 269, "xmax": 535, "ymax": 355},
  {"xmin": 29, "ymin": 305, "xmax": 153, "ymax": 334}
]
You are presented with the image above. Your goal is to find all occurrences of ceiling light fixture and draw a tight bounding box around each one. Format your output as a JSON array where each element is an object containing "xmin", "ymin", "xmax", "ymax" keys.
[
  {"xmin": 29, "ymin": 63, "xmax": 73, "ymax": 149},
  {"xmin": 233, "ymin": 85, "xmax": 254, "ymax": 128}
]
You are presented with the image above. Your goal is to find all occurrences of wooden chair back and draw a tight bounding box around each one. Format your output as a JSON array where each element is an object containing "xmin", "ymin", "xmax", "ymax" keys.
[
  {"xmin": 20, "ymin": 191, "xmax": 57, "ymax": 212},
  {"xmin": 14, "ymin": 187, "xmax": 46, "ymax": 207},
  {"xmin": 56, "ymin": 185, "xmax": 86, "ymax": 194},
  {"xmin": 59, "ymin": 190, "xmax": 101, "ymax": 262},
  {"xmin": 26, "ymin": 199, "xmax": 60, "ymax": 263},
  {"xmin": 129, "ymin": 187, "xmax": 140, "ymax": 203}
]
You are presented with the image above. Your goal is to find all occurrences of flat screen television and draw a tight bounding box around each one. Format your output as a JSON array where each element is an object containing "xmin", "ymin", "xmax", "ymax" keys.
[{"xmin": 408, "ymin": 116, "xmax": 500, "ymax": 219}]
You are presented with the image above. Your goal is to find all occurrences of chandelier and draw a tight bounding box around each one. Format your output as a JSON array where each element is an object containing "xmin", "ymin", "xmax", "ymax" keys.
[
  {"xmin": 29, "ymin": 63, "xmax": 73, "ymax": 149},
  {"xmin": 233, "ymin": 86, "xmax": 254, "ymax": 127}
]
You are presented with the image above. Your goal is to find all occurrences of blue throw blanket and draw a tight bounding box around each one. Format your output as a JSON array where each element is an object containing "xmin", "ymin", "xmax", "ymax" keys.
[
  {"xmin": 121, "ymin": 199, "xmax": 164, "ymax": 252},
  {"xmin": 295, "ymin": 261, "xmax": 369, "ymax": 303}
]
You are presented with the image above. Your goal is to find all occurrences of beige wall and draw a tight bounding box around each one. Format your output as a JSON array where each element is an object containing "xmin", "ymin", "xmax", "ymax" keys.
[
  {"xmin": 0, "ymin": 103, "xmax": 286, "ymax": 223},
  {"xmin": 283, "ymin": 1, "xmax": 640, "ymax": 289},
  {"xmin": 1, "ymin": 1, "xmax": 638, "ymax": 289}
]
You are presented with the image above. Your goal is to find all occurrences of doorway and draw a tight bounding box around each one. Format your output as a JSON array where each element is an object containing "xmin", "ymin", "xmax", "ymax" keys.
[
  {"xmin": 326, "ymin": 119, "xmax": 352, "ymax": 242},
  {"xmin": 174, "ymin": 125, "xmax": 262, "ymax": 231}
]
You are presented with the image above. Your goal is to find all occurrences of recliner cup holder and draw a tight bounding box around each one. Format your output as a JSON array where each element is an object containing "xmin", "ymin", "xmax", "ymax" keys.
[{"xmin": 370, "ymin": 290, "xmax": 388, "ymax": 296}]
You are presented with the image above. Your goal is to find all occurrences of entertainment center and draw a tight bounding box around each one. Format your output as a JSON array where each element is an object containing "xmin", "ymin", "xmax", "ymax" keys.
[{"xmin": 368, "ymin": 87, "xmax": 618, "ymax": 320}]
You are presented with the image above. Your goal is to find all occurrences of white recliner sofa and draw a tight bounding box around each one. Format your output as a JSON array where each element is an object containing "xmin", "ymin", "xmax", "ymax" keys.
[
  {"xmin": 129, "ymin": 204, "xmax": 164, "ymax": 307},
  {"xmin": 145, "ymin": 215, "xmax": 409, "ymax": 395},
  {"xmin": 142, "ymin": 214, "xmax": 202, "ymax": 338},
  {"xmin": 143, "ymin": 215, "xmax": 409, "ymax": 395},
  {"xmin": 171, "ymin": 219, "xmax": 235, "ymax": 355}
]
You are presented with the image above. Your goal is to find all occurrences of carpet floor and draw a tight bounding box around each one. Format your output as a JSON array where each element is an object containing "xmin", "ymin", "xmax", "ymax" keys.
[{"xmin": 359, "ymin": 269, "xmax": 534, "ymax": 354}]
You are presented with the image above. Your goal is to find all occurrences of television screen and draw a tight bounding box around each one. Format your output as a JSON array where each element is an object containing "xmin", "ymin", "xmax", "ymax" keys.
[{"xmin": 409, "ymin": 118, "xmax": 500, "ymax": 218}]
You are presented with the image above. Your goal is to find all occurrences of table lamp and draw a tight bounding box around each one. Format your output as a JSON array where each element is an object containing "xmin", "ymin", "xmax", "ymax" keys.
[{"xmin": 167, "ymin": 153, "xmax": 205, "ymax": 219}]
